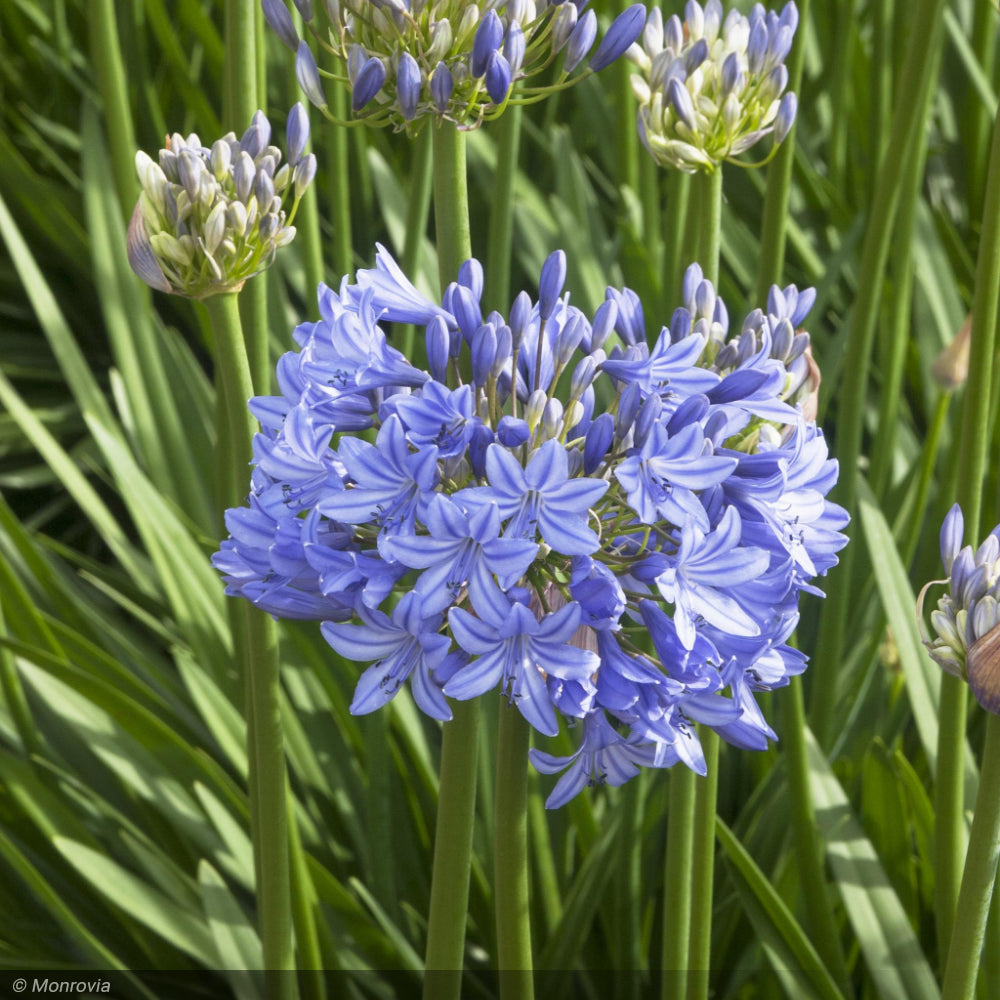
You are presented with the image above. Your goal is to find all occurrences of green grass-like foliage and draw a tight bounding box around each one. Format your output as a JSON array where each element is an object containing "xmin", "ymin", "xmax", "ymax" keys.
[{"xmin": 0, "ymin": 1, "xmax": 998, "ymax": 998}]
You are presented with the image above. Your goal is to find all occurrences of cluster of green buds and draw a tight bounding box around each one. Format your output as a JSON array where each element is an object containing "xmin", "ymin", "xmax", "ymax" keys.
[
  {"xmin": 264, "ymin": 0, "xmax": 645, "ymax": 132},
  {"xmin": 628, "ymin": 0, "xmax": 798, "ymax": 173},
  {"xmin": 127, "ymin": 105, "xmax": 316, "ymax": 299},
  {"xmin": 920, "ymin": 505, "xmax": 1000, "ymax": 714}
]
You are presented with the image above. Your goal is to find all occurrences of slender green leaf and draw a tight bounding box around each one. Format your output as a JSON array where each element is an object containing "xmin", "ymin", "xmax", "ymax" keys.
[{"xmin": 807, "ymin": 730, "xmax": 940, "ymax": 1000}]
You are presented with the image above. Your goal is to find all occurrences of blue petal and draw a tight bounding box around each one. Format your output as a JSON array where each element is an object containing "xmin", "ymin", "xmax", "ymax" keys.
[
  {"xmin": 321, "ymin": 620, "xmax": 402, "ymax": 661},
  {"xmin": 443, "ymin": 647, "xmax": 507, "ymax": 700},
  {"xmin": 537, "ymin": 507, "xmax": 601, "ymax": 556}
]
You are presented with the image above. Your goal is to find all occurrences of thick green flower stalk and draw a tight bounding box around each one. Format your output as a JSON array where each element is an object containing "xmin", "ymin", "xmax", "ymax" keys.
[
  {"xmin": 127, "ymin": 105, "xmax": 316, "ymax": 298},
  {"xmin": 127, "ymin": 108, "xmax": 317, "ymax": 991},
  {"xmin": 629, "ymin": 1, "xmax": 798, "ymax": 173},
  {"xmin": 264, "ymin": 0, "xmax": 645, "ymax": 132}
]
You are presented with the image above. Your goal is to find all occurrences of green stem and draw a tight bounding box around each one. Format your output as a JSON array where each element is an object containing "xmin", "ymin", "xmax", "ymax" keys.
[
  {"xmin": 936, "ymin": 675, "xmax": 970, "ymax": 963},
  {"xmin": 809, "ymin": 0, "xmax": 947, "ymax": 747},
  {"xmin": 681, "ymin": 166, "xmax": 724, "ymax": 1000},
  {"xmin": 223, "ymin": 0, "xmax": 270, "ymax": 396},
  {"xmin": 203, "ymin": 293, "xmax": 296, "ymax": 994},
  {"xmin": 327, "ymin": 85, "xmax": 354, "ymax": 279},
  {"xmin": 89, "ymin": 0, "xmax": 137, "ymax": 218},
  {"xmin": 696, "ymin": 168, "xmax": 723, "ymax": 286},
  {"xmin": 686, "ymin": 731, "xmax": 719, "ymax": 1000},
  {"xmin": 422, "ymin": 120, "xmax": 478, "ymax": 1000},
  {"xmin": 661, "ymin": 766, "xmax": 696, "ymax": 1000},
  {"xmin": 423, "ymin": 700, "xmax": 481, "ymax": 996},
  {"xmin": 617, "ymin": 775, "xmax": 644, "ymax": 1000},
  {"xmin": 432, "ymin": 122, "xmax": 473, "ymax": 289},
  {"xmin": 937, "ymin": 91, "xmax": 1000, "ymax": 966},
  {"xmin": 662, "ymin": 171, "xmax": 692, "ymax": 310},
  {"xmin": 660, "ymin": 162, "xmax": 723, "ymax": 1000},
  {"xmin": 640, "ymin": 147, "xmax": 664, "ymax": 293},
  {"xmin": 485, "ymin": 104, "xmax": 524, "ymax": 313},
  {"xmin": 964, "ymin": 0, "xmax": 998, "ymax": 225},
  {"xmin": 754, "ymin": 0, "xmax": 811, "ymax": 303},
  {"xmin": 495, "ymin": 703, "xmax": 533, "ymax": 1000},
  {"xmin": 224, "ymin": 0, "xmax": 258, "ymax": 133},
  {"xmin": 941, "ymin": 715, "xmax": 1000, "ymax": 1000},
  {"xmin": 400, "ymin": 126, "xmax": 436, "ymax": 363},
  {"xmin": 869, "ymin": 100, "xmax": 926, "ymax": 499}
]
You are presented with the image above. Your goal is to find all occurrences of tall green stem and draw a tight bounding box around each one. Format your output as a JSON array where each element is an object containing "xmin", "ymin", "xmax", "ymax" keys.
[
  {"xmin": 485, "ymin": 105, "xmax": 524, "ymax": 313},
  {"xmin": 868, "ymin": 101, "xmax": 926, "ymax": 499},
  {"xmin": 696, "ymin": 169, "xmax": 723, "ymax": 286},
  {"xmin": 495, "ymin": 704, "xmax": 533, "ymax": 1000},
  {"xmin": 204, "ymin": 293, "xmax": 295, "ymax": 995},
  {"xmin": 432, "ymin": 123, "xmax": 473, "ymax": 286},
  {"xmin": 686, "ymin": 732, "xmax": 719, "ymax": 1000},
  {"xmin": 423, "ymin": 701, "xmax": 480, "ymax": 996},
  {"xmin": 423, "ymin": 121, "xmax": 479, "ymax": 1000},
  {"xmin": 662, "ymin": 171, "xmax": 692, "ymax": 310},
  {"xmin": 809, "ymin": 0, "xmax": 947, "ymax": 746},
  {"xmin": 941, "ymin": 715, "xmax": 1000, "ymax": 1000},
  {"xmin": 661, "ymin": 164, "xmax": 723, "ymax": 1000},
  {"xmin": 754, "ymin": 0, "xmax": 811, "ymax": 303},
  {"xmin": 661, "ymin": 766, "xmax": 696, "ymax": 1000},
  {"xmin": 327, "ymin": 85, "xmax": 354, "ymax": 279},
  {"xmin": 400, "ymin": 127, "xmax": 436, "ymax": 364},
  {"xmin": 937, "ymin": 94, "xmax": 1000, "ymax": 969},
  {"xmin": 683, "ymin": 165, "xmax": 723, "ymax": 1000}
]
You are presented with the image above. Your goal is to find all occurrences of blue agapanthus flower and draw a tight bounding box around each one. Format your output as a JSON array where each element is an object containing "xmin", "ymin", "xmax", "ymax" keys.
[{"xmin": 213, "ymin": 245, "xmax": 848, "ymax": 806}]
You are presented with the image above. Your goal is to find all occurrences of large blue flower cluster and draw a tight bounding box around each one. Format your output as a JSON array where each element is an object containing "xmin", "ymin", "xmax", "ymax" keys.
[{"xmin": 213, "ymin": 247, "xmax": 848, "ymax": 806}]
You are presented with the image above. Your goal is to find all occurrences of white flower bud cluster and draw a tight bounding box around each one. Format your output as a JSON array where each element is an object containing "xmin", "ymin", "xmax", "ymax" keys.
[
  {"xmin": 921, "ymin": 506, "xmax": 1000, "ymax": 714},
  {"xmin": 628, "ymin": 1, "xmax": 799, "ymax": 173},
  {"xmin": 127, "ymin": 107, "xmax": 316, "ymax": 298}
]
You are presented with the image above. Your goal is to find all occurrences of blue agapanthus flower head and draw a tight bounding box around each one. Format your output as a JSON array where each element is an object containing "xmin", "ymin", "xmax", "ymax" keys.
[{"xmin": 214, "ymin": 245, "xmax": 848, "ymax": 806}]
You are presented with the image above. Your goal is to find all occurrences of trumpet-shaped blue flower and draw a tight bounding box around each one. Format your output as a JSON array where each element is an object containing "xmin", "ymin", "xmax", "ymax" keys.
[
  {"xmin": 446, "ymin": 599, "xmax": 599, "ymax": 736},
  {"xmin": 322, "ymin": 592, "xmax": 454, "ymax": 721},
  {"xmin": 459, "ymin": 440, "xmax": 608, "ymax": 555}
]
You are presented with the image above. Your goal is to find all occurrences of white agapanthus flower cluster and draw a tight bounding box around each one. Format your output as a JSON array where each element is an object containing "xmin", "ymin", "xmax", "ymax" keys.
[{"xmin": 628, "ymin": 0, "xmax": 799, "ymax": 173}]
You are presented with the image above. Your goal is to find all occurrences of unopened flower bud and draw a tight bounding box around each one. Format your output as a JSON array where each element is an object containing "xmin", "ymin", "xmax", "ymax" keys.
[
  {"xmin": 353, "ymin": 57, "xmax": 387, "ymax": 111},
  {"xmin": 590, "ymin": 4, "xmax": 646, "ymax": 72},
  {"xmin": 471, "ymin": 10, "xmax": 503, "ymax": 77},
  {"xmin": 263, "ymin": 0, "xmax": 300, "ymax": 52},
  {"xmin": 296, "ymin": 41, "xmax": 328, "ymax": 109},
  {"xmin": 397, "ymin": 51, "xmax": 422, "ymax": 120}
]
